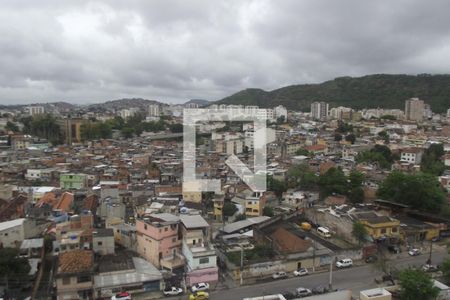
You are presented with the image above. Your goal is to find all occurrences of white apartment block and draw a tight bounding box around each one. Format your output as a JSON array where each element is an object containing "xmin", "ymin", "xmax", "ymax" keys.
[
  {"xmin": 405, "ymin": 98, "xmax": 425, "ymax": 122},
  {"xmin": 148, "ymin": 104, "xmax": 161, "ymax": 117},
  {"xmin": 310, "ymin": 102, "xmax": 329, "ymax": 120},
  {"xmin": 25, "ymin": 106, "xmax": 45, "ymax": 116}
]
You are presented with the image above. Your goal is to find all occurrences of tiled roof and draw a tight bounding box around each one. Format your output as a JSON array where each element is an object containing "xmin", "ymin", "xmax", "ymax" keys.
[
  {"xmin": 58, "ymin": 250, "xmax": 93, "ymax": 275},
  {"xmin": 55, "ymin": 192, "xmax": 74, "ymax": 212}
]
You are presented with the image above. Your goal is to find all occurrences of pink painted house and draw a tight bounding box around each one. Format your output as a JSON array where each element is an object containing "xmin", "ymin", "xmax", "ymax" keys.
[
  {"xmin": 136, "ymin": 213, "xmax": 185, "ymax": 270},
  {"xmin": 179, "ymin": 215, "xmax": 219, "ymax": 286}
]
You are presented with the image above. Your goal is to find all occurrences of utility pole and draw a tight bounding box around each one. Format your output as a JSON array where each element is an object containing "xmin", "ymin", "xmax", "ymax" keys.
[
  {"xmin": 240, "ymin": 246, "xmax": 244, "ymax": 286},
  {"xmin": 328, "ymin": 257, "xmax": 333, "ymax": 291},
  {"xmin": 427, "ymin": 240, "xmax": 433, "ymax": 265}
]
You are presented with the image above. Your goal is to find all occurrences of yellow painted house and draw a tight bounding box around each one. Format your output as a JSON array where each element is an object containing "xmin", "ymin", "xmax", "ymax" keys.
[{"xmin": 353, "ymin": 212, "xmax": 400, "ymax": 241}]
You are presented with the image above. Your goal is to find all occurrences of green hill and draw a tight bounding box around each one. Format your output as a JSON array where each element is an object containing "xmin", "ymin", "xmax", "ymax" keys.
[{"xmin": 217, "ymin": 74, "xmax": 450, "ymax": 113}]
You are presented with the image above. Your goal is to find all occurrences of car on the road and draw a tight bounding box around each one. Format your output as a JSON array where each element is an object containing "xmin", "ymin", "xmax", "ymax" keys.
[
  {"xmin": 422, "ymin": 264, "xmax": 439, "ymax": 272},
  {"xmin": 296, "ymin": 287, "xmax": 312, "ymax": 297},
  {"xmin": 408, "ymin": 248, "xmax": 421, "ymax": 256},
  {"xmin": 281, "ymin": 291, "xmax": 297, "ymax": 299},
  {"xmin": 336, "ymin": 258, "xmax": 353, "ymax": 268},
  {"xmin": 365, "ymin": 255, "xmax": 378, "ymax": 263},
  {"xmin": 191, "ymin": 282, "xmax": 209, "ymax": 293},
  {"xmin": 111, "ymin": 292, "xmax": 131, "ymax": 300},
  {"xmin": 293, "ymin": 268, "xmax": 309, "ymax": 276},
  {"xmin": 163, "ymin": 286, "xmax": 183, "ymax": 296},
  {"xmin": 272, "ymin": 271, "xmax": 288, "ymax": 279},
  {"xmin": 387, "ymin": 245, "xmax": 401, "ymax": 254},
  {"xmin": 189, "ymin": 291, "xmax": 209, "ymax": 300}
]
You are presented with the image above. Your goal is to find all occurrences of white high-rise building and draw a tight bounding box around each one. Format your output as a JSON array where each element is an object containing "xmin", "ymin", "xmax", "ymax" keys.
[
  {"xmin": 274, "ymin": 105, "xmax": 288, "ymax": 121},
  {"xmin": 405, "ymin": 98, "xmax": 425, "ymax": 122},
  {"xmin": 148, "ymin": 104, "xmax": 161, "ymax": 117},
  {"xmin": 25, "ymin": 106, "xmax": 45, "ymax": 116},
  {"xmin": 310, "ymin": 102, "xmax": 329, "ymax": 120}
]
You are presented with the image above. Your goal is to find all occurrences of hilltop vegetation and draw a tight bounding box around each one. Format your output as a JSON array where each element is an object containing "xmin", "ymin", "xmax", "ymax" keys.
[{"xmin": 217, "ymin": 74, "xmax": 450, "ymax": 113}]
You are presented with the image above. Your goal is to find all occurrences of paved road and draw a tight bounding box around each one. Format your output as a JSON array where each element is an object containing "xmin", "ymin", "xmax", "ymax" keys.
[{"xmin": 161, "ymin": 250, "xmax": 449, "ymax": 300}]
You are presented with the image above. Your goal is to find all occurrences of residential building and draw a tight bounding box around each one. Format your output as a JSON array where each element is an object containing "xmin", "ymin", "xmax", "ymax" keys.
[
  {"xmin": 352, "ymin": 212, "xmax": 400, "ymax": 242},
  {"xmin": 25, "ymin": 106, "xmax": 45, "ymax": 116},
  {"xmin": 136, "ymin": 213, "xmax": 184, "ymax": 269},
  {"xmin": 94, "ymin": 253, "xmax": 163, "ymax": 298},
  {"xmin": 55, "ymin": 250, "xmax": 94, "ymax": 300},
  {"xmin": 405, "ymin": 98, "xmax": 425, "ymax": 122},
  {"xmin": 92, "ymin": 228, "xmax": 115, "ymax": 255},
  {"xmin": 180, "ymin": 215, "xmax": 218, "ymax": 286},
  {"xmin": 310, "ymin": 101, "xmax": 329, "ymax": 120},
  {"xmin": 148, "ymin": 104, "xmax": 161, "ymax": 117},
  {"xmin": 58, "ymin": 118, "xmax": 90, "ymax": 145},
  {"xmin": 400, "ymin": 147, "xmax": 423, "ymax": 165},
  {"xmin": 60, "ymin": 174, "xmax": 89, "ymax": 189}
]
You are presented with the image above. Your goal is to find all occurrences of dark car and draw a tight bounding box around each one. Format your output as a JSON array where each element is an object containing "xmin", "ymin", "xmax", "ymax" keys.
[
  {"xmin": 282, "ymin": 292, "xmax": 297, "ymax": 300},
  {"xmin": 365, "ymin": 255, "xmax": 378, "ymax": 263},
  {"xmin": 387, "ymin": 245, "xmax": 401, "ymax": 254},
  {"xmin": 312, "ymin": 286, "xmax": 329, "ymax": 295}
]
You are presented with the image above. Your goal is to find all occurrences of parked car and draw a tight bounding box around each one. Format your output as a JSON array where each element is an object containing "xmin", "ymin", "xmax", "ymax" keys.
[
  {"xmin": 365, "ymin": 255, "xmax": 378, "ymax": 263},
  {"xmin": 296, "ymin": 287, "xmax": 312, "ymax": 297},
  {"xmin": 422, "ymin": 264, "xmax": 439, "ymax": 272},
  {"xmin": 281, "ymin": 291, "xmax": 297, "ymax": 300},
  {"xmin": 191, "ymin": 282, "xmax": 209, "ymax": 293},
  {"xmin": 111, "ymin": 292, "xmax": 131, "ymax": 300},
  {"xmin": 387, "ymin": 245, "xmax": 401, "ymax": 254},
  {"xmin": 293, "ymin": 268, "xmax": 309, "ymax": 276},
  {"xmin": 432, "ymin": 236, "xmax": 442, "ymax": 242},
  {"xmin": 311, "ymin": 285, "xmax": 329, "ymax": 295},
  {"xmin": 163, "ymin": 286, "xmax": 183, "ymax": 296},
  {"xmin": 408, "ymin": 248, "xmax": 421, "ymax": 256},
  {"xmin": 336, "ymin": 258, "xmax": 353, "ymax": 268},
  {"xmin": 189, "ymin": 291, "xmax": 209, "ymax": 300},
  {"xmin": 272, "ymin": 271, "xmax": 288, "ymax": 279}
]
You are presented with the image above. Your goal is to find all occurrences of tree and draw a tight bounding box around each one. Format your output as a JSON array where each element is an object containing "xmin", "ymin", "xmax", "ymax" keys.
[
  {"xmin": 276, "ymin": 116, "xmax": 285, "ymax": 124},
  {"xmin": 398, "ymin": 269, "xmax": 439, "ymax": 300},
  {"xmin": 222, "ymin": 202, "xmax": 237, "ymax": 217},
  {"xmin": 441, "ymin": 259, "xmax": 450, "ymax": 284},
  {"xmin": 21, "ymin": 114, "xmax": 63, "ymax": 145},
  {"xmin": 377, "ymin": 171, "xmax": 445, "ymax": 212},
  {"xmin": 421, "ymin": 143, "xmax": 445, "ymax": 176},
  {"xmin": 169, "ymin": 123, "xmax": 183, "ymax": 133},
  {"xmin": 334, "ymin": 133, "xmax": 342, "ymax": 142},
  {"xmin": 336, "ymin": 121, "xmax": 353, "ymax": 133},
  {"xmin": 121, "ymin": 127, "xmax": 134, "ymax": 139},
  {"xmin": 295, "ymin": 148, "xmax": 310, "ymax": 156},
  {"xmin": 263, "ymin": 206, "xmax": 274, "ymax": 217},
  {"xmin": 378, "ymin": 131, "xmax": 390, "ymax": 143},
  {"xmin": 352, "ymin": 222, "xmax": 368, "ymax": 245},
  {"xmin": 345, "ymin": 133, "xmax": 356, "ymax": 144},
  {"xmin": 235, "ymin": 214, "xmax": 246, "ymax": 221},
  {"xmin": 318, "ymin": 167, "xmax": 348, "ymax": 197},
  {"xmin": 267, "ymin": 176, "xmax": 287, "ymax": 198},
  {"xmin": 348, "ymin": 187, "xmax": 364, "ymax": 204},
  {"xmin": 0, "ymin": 248, "xmax": 31, "ymax": 287},
  {"xmin": 287, "ymin": 164, "xmax": 318, "ymax": 189},
  {"xmin": 5, "ymin": 121, "xmax": 19, "ymax": 132},
  {"xmin": 356, "ymin": 144, "xmax": 393, "ymax": 169}
]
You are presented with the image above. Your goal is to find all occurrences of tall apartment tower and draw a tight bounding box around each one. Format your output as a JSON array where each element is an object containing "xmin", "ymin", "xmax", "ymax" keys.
[
  {"xmin": 405, "ymin": 98, "xmax": 425, "ymax": 122},
  {"xmin": 310, "ymin": 102, "xmax": 329, "ymax": 120},
  {"xmin": 148, "ymin": 104, "xmax": 161, "ymax": 117}
]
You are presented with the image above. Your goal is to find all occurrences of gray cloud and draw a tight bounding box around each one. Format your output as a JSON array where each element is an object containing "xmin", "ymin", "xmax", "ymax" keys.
[{"xmin": 1, "ymin": 0, "xmax": 450, "ymax": 104}]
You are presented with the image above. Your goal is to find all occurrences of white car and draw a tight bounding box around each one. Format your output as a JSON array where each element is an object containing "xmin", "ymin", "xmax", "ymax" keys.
[
  {"xmin": 191, "ymin": 282, "xmax": 210, "ymax": 293},
  {"xmin": 272, "ymin": 271, "xmax": 288, "ymax": 279},
  {"xmin": 408, "ymin": 248, "xmax": 420, "ymax": 256},
  {"xmin": 111, "ymin": 292, "xmax": 131, "ymax": 300},
  {"xmin": 296, "ymin": 287, "xmax": 312, "ymax": 297},
  {"xmin": 163, "ymin": 286, "xmax": 183, "ymax": 296},
  {"xmin": 293, "ymin": 268, "xmax": 309, "ymax": 276},
  {"xmin": 336, "ymin": 258, "xmax": 353, "ymax": 268}
]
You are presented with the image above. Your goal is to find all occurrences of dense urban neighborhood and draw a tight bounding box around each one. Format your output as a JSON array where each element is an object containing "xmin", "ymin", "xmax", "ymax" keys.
[{"xmin": 0, "ymin": 97, "xmax": 449, "ymax": 300}]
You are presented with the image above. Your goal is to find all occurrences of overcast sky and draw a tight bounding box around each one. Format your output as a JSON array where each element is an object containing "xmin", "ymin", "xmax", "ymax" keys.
[{"xmin": 1, "ymin": 0, "xmax": 450, "ymax": 105}]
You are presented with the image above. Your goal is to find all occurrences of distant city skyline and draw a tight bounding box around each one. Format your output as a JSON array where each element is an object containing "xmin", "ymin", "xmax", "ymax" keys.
[{"xmin": 2, "ymin": 0, "xmax": 450, "ymax": 105}]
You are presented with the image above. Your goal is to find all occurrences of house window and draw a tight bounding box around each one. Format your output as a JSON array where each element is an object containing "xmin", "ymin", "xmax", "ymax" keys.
[
  {"xmin": 392, "ymin": 227, "xmax": 398, "ymax": 233},
  {"xmin": 381, "ymin": 229, "xmax": 386, "ymax": 234},
  {"xmin": 97, "ymin": 241, "xmax": 103, "ymax": 246},
  {"xmin": 62, "ymin": 277, "xmax": 71, "ymax": 285},
  {"xmin": 77, "ymin": 275, "xmax": 91, "ymax": 283},
  {"xmin": 172, "ymin": 238, "xmax": 176, "ymax": 243},
  {"xmin": 144, "ymin": 224, "xmax": 148, "ymax": 230},
  {"xmin": 164, "ymin": 227, "xmax": 168, "ymax": 232},
  {"xmin": 199, "ymin": 257, "xmax": 209, "ymax": 264}
]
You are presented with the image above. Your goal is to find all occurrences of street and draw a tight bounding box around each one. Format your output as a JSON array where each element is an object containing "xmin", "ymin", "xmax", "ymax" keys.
[{"xmin": 161, "ymin": 249, "xmax": 449, "ymax": 300}]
